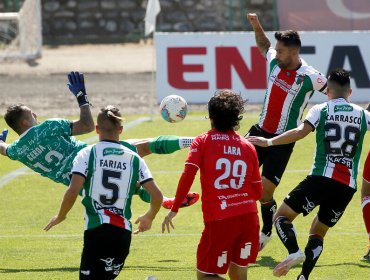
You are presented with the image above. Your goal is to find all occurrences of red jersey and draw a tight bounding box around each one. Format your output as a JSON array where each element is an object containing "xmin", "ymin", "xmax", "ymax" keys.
[{"xmin": 173, "ymin": 129, "xmax": 262, "ymax": 222}]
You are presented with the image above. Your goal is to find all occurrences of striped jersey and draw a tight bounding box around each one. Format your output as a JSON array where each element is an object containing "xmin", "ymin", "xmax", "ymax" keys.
[
  {"xmin": 71, "ymin": 140, "xmax": 153, "ymax": 231},
  {"xmin": 259, "ymin": 48, "xmax": 327, "ymax": 134},
  {"xmin": 6, "ymin": 119, "xmax": 87, "ymax": 186},
  {"xmin": 305, "ymin": 98, "xmax": 370, "ymax": 189}
]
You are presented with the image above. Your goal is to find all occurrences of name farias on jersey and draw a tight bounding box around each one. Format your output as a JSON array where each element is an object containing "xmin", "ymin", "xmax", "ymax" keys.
[
  {"xmin": 100, "ymin": 147, "xmax": 127, "ymax": 170},
  {"xmin": 211, "ymin": 133, "xmax": 241, "ymax": 156}
]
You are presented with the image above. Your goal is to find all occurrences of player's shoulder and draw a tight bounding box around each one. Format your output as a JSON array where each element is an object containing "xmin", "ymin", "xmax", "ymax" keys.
[
  {"xmin": 298, "ymin": 63, "xmax": 325, "ymax": 78},
  {"xmin": 41, "ymin": 118, "xmax": 70, "ymax": 127}
]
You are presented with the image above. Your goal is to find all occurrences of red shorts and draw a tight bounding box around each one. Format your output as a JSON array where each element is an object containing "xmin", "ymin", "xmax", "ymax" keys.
[
  {"xmin": 364, "ymin": 151, "xmax": 370, "ymax": 183},
  {"xmin": 196, "ymin": 213, "xmax": 260, "ymax": 275}
]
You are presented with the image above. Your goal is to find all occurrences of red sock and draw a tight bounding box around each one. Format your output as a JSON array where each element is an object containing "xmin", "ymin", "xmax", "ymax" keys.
[{"xmin": 362, "ymin": 196, "xmax": 370, "ymax": 239}]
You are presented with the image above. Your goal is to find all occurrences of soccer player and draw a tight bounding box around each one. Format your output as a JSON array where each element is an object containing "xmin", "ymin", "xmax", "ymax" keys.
[
  {"xmin": 245, "ymin": 13, "xmax": 328, "ymax": 250},
  {"xmin": 162, "ymin": 90, "xmax": 262, "ymax": 280},
  {"xmin": 0, "ymin": 71, "xmax": 198, "ymax": 208},
  {"xmin": 44, "ymin": 105, "xmax": 163, "ymax": 279},
  {"xmin": 248, "ymin": 69, "xmax": 370, "ymax": 279},
  {"xmin": 362, "ymin": 152, "xmax": 370, "ymax": 261}
]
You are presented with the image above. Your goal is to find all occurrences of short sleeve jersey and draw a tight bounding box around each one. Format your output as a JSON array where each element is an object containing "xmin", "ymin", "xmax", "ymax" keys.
[
  {"xmin": 186, "ymin": 129, "xmax": 261, "ymax": 222},
  {"xmin": 259, "ymin": 48, "xmax": 327, "ymax": 135},
  {"xmin": 72, "ymin": 140, "xmax": 153, "ymax": 231},
  {"xmin": 6, "ymin": 119, "xmax": 87, "ymax": 186},
  {"xmin": 305, "ymin": 98, "xmax": 370, "ymax": 189}
]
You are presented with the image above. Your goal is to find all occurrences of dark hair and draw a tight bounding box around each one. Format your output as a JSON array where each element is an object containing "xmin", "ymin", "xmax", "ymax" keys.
[
  {"xmin": 4, "ymin": 104, "xmax": 26, "ymax": 133},
  {"xmin": 275, "ymin": 30, "xmax": 301, "ymax": 48},
  {"xmin": 328, "ymin": 68, "xmax": 350, "ymax": 87},
  {"xmin": 97, "ymin": 105, "xmax": 123, "ymax": 132},
  {"xmin": 208, "ymin": 90, "xmax": 246, "ymax": 131}
]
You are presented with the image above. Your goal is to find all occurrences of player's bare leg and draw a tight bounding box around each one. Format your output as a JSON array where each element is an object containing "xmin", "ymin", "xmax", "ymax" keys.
[{"xmin": 228, "ymin": 262, "xmax": 248, "ymax": 280}]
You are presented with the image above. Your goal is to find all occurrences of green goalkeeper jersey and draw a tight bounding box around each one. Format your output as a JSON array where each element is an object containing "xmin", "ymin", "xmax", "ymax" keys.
[{"xmin": 6, "ymin": 119, "xmax": 87, "ymax": 186}]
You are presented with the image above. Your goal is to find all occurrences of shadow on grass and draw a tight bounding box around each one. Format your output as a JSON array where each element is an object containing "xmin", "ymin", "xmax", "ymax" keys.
[
  {"xmin": 0, "ymin": 267, "xmax": 78, "ymax": 273},
  {"xmin": 0, "ymin": 265, "xmax": 194, "ymax": 274}
]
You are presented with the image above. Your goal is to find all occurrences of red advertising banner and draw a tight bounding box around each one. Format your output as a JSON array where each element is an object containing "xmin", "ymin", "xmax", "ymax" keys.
[{"xmin": 277, "ymin": 0, "xmax": 370, "ymax": 31}]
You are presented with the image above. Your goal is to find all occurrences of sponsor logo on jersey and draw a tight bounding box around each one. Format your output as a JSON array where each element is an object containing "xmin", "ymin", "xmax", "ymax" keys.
[
  {"xmin": 295, "ymin": 74, "xmax": 304, "ymax": 85},
  {"xmin": 103, "ymin": 148, "xmax": 124, "ymax": 156},
  {"xmin": 94, "ymin": 201, "xmax": 123, "ymax": 215},
  {"xmin": 334, "ymin": 105, "xmax": 353, "ymax": 113},
  {"xmin": 328, "ymin": 155, "xmax": 353, "ymax": 168}
]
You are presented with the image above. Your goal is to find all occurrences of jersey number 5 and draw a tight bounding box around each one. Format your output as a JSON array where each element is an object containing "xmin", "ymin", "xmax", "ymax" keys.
[
  {"xmin": 100, "ymin": 169, "xmax": 121, "ymax": 205},
  {"xmin": 214, "ymin": 158, "xmax": 247, "ymax": 190}
]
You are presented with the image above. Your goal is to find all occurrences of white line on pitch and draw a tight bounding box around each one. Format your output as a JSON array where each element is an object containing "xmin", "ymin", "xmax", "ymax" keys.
[{"xmin": 0, "ymin": 231, "xmax": 366, "ymax": 239}]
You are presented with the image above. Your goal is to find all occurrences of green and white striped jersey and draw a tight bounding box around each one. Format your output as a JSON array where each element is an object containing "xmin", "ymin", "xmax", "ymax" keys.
[
  {"xmin": 6, "ymin": 119, "xmax": 87, "ymax": 186},
  {"xmin": 305, "ymin": 98, "xmax": 370, "ymax": 189},
  {"xmin": 72, "ymin": 140, "xmax": 153, "ymax": 231}
]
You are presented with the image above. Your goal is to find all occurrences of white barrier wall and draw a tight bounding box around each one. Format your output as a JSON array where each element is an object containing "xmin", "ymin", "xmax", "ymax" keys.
[{"xmin": 156, "ymin": 31, "xmax": 370, "ymax": 104}]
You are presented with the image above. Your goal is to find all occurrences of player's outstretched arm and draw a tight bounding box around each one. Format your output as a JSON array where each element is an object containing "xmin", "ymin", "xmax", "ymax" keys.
[
  {"xmin": 0, "ymin": 129, "xmax": 9, "ymax": 156},
  {"xmin": 248, "ymin": 122, "xmax": 313, "ymax": 147},
  {"xmin": 247, "ymin": 13, "xmax": 271, "ymax": 56},
  {"xmin": 131, "ymin": 135, "xmax": 195, "ymax": 157},
  {"xmin": 134, "ymin": 180, "xmax": 163, "ymax": 234},
  {"xmin": 44, "ymin": 174, "xmax": 85, "ymax": 231},
  {"xmin": 366, "ymin": 103, "xmax": 370, "ymax": 112},
  {"xmin": 67, "ymin": 71, "xmax": 95, "ymax": 135}
]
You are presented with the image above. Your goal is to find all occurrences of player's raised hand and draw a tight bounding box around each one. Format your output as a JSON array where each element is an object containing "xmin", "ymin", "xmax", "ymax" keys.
[
  {"xmin": 0, "ymin": 129, "xmax": 8, "ymax": 142},
  {"xmin": 247, "ymin": 13, "xmax": 259, "ymax": 24},
  {"xmin": 162, "ymin": 211, "xmax": 176, "ymax": 233},
  {"xmin": 67, "ymin": 71, "xmax": 90, "ymax": 107}
]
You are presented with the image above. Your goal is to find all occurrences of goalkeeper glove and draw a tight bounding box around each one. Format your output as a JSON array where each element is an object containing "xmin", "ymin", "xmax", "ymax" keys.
[
  {"xmin": 67, "ymin": 71, "xmax": 90, "ymax": 107},
  {"xmin": 0, "ymin": 129, "xmax": 8, "ymax": 142}
]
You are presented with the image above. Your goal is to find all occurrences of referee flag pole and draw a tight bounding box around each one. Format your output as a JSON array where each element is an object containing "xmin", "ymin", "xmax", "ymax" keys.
[{"xmin": 144, "ymin": 0, "xmax": 161, "ymax": 121}]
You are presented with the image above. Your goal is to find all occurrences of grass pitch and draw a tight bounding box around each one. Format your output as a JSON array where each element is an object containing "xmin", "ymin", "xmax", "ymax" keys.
[{"xmin": 0, "ymin": 112, "xmax": 369, "ymax": 280}]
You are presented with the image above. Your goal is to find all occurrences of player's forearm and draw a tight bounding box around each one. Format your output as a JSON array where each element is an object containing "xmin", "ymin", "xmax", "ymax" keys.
[
  {"xmin": 56, "ymin": 188, "xmax": 79, "ymax": 219},
  {"xmin": 146, "ymin": 189, "xmax": 163, "ymax": 220},
  {"xmin": 271, "ymin": 127, "xmax": 307, "ymax": 146},
  {"xmin": 171, "ymin": 164, "xmax": 197, "ymax": 212},
  {"xmin": 366, "ymin": 103, "xmax": 370, "ymax": 112},
  {"xmin": 72, "ymin": 105, "xmax": 95, "ymax": 135},
  {"xmin": 251, "ymin": 20, "xmax": 271, "ymax": 56}
]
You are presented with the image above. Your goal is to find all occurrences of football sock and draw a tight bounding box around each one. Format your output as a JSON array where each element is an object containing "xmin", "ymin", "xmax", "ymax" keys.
[
  {"xmin": 136, "ymin": 186, "xmax": 151, "ymax": 203},
  {"xmin": 300, "ymin": 234, "xmax": 324, "ymax": 279},
  {"xmin": 149, "ymin": 135, "xmax": 194, "ymax": 154},
  {"xmin": 361, "ymin": 196, "xmax": 370, "ymax": 240},
  {"xmin": 274, "ymin": 216, "xmax": 300, "ymax": 254},
  {"xmin": 261, "ymin": 199, "xmax": 277, "ymax": 235}
]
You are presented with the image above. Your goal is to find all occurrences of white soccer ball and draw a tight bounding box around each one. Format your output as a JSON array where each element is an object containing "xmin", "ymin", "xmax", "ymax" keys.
[
  {"xmin": 145, "ymin": 277, "xmax": 158, "ymax": 280},
  {"xmin": 159, "ymin": 95, "xmax": 188, "ymax": 123}
]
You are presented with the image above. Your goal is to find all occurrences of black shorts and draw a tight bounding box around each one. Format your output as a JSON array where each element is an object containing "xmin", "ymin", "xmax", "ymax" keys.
[
  {"xmin": 80, "ymin": 224, "xmax": 131, "ymax": 280},
  {"xmin": 284, "ymin": 175, "xmax": 356, "ymax": 227},
  {"xmin": 245, "ymin": 124, "xmax": 295, "ymax": 186}
]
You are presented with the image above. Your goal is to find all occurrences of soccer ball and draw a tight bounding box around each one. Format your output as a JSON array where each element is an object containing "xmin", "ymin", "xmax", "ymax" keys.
[{"xmin": 159, "ymin": 95, "xmax": 188, "ymax": 123}]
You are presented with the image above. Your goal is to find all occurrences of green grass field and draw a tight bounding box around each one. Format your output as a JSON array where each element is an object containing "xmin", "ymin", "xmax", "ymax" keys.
[{"xmin": 0, "ymin": 112, "xmax": 369, "ymax": 280}]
